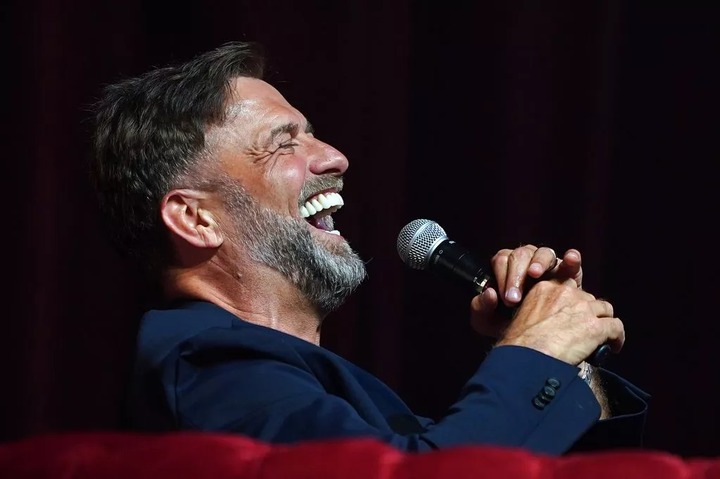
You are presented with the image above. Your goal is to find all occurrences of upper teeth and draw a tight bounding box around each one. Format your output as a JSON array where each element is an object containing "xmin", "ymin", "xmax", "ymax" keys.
[{"xmin": 299, "ymin": 192, "xmax": 344, "ymax": 218}]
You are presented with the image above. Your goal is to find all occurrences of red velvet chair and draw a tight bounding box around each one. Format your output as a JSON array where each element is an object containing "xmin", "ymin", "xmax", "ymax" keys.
[{"xmin": 1, "ymin": 432, "xmax": 719, "ymax": 479}]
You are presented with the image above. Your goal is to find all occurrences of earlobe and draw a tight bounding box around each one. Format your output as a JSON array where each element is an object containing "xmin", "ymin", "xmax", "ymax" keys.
[{"xmin": 160, "ymin": 190, "xmax": 224, "ymax": 249}]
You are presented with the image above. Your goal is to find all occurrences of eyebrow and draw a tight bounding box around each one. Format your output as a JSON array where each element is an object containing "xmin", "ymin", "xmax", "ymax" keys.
[{"xmin": 267, "ymin": 121, "xmax": 315, "ymax": 144}]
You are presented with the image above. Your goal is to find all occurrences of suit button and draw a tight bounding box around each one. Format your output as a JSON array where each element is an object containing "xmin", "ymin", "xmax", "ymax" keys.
[
  {"xmin": 546, "ymin": 377, "xmax": 561, "ymax": 389},
  {"xmin": 539, "ymin": 385, "xmax": 556, "ymax": 402},
  {"xmin": 533, "ymin": 380, "xmax": 560, "ymax": 410},
  {"xmin": 532, "ymin": 397, "xmax": 546, "ymax": 410}
]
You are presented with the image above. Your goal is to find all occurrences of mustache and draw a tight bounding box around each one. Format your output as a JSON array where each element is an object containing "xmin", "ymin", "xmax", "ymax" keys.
[{"xmin": 299, "ymin": 176, "xmax": 344, "ymax": 205}]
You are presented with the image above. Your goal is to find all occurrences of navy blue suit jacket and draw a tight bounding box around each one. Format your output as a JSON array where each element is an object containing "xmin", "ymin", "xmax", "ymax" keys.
[{"xmin": 126, "ymin": 300, "xmax": 649, "ymax": 455}]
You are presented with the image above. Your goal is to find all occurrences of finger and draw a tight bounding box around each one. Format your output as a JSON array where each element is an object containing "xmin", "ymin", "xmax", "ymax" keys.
[
  {"xmin": 589, "ymin": 299, "xmax": 622, "ymax": 353},
  {"xmin": 470, "ymin": 288, "xmax": 497, "ymax": 316},
  {"xmin": 528, "ymin": 246, "xmax": 558, "ymax": 278},
  {"xmin": 470, "ymin": 288, "xmax": 505, "ymax": 337},
  {"xmin": 603, "ymin": 317, "xmax": 626, "ymax": 353},
  {"xmin": 555, "ymin": 249, "xmax": 583, "ymax": 287},
  {"xmin": 561, "ymin": 248, "xmax": 581, "ymax": 267},
  {"xmin": 489, "ymin": 249, "xmax": 512, "ymax": 299},
  {"xmin": 503, "ymin": 245, "xmax": 539, "ymax": 304},
  {"xmin": 591, "ymin": 299, "xmax": 615, "ymax": 318}
]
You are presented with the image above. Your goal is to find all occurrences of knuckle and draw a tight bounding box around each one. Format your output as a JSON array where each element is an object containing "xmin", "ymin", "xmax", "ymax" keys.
[
  {"xmin": 586, "ymin": 317, "xmax": 604, "ymax": 336},
  {"xmin": 509, "ymin": 245, "xmax": 536, "ymax": 261},
  {"xmin": 557, "ymin": 282, "xmax": 581, "ymax": 297},
  {"xmin": 613, "ymin": 316, "xmax": 625, "ymax": 333},
  {"xmin": 491, "ymin": 252, "xmax": 510, "ymax": 268},
  {"xmin": 601, "ymin": 299, "xmax": 614, "ymax": 316},
  {"xmin": 582, "ymin": 290, "xmax": 597, "ymax": 300},
  {"xmin": 534, "ymin": 280, "xmax": 555, "ymax": 293}
]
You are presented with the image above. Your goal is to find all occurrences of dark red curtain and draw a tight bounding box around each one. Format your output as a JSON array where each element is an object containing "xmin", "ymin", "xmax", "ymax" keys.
[{"xmin": 3, "ymin": 1, "xmax": 719, "ymax": 457}]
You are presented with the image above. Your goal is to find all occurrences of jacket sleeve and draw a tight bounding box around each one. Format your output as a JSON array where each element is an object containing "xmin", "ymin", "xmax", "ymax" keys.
[
  {"xmin": 568, "ymin": 368, "xmax": 651, "ymax": 453},
  {"xmin": 165, "ymin": 332, "xmax": 647, "ymax": 456}
]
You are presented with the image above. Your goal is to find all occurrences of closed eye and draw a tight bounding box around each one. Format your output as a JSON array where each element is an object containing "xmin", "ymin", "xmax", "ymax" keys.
[
  {"xmin": 268, "ymin": 121, "xmax": 313, "ymax": 152},
  {"xmin": 279, "ymin": 140, "xmax": 299, "ymax": 150}
]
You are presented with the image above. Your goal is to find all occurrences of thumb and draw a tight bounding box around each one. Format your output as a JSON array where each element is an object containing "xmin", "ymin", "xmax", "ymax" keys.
[{"xmin": 470, "ymin": 288, "xmax": 508, "ymax": 338}]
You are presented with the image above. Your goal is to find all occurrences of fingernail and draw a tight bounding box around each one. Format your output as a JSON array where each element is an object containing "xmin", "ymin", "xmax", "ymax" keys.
[{"xmin": 506, "ymin": 287, "xmax": 521, "ymax": 302}]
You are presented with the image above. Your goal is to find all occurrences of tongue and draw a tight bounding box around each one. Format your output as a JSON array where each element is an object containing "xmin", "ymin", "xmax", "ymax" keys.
[{"xmin": 311, "ymin": 215, "xmax": 331, "ymax": 231}]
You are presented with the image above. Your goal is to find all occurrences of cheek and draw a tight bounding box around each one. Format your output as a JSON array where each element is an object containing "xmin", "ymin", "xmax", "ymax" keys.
[
  {"xmin": 264, "ymin": 157, "xmax": 307, "ymax": 208},
  {"xmin": 278, "ymin": 157, "xmax": 308, "ymax": 191}
]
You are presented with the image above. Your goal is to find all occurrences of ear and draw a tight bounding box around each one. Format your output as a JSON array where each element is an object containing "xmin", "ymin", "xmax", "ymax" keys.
[{"xmin": 160, "ymin": 189, "xmax": 224, "ymax": 249}]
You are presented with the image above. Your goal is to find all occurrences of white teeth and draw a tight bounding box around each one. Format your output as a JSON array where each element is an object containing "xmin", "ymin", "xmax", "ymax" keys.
[
  {"xmin": 299, "ymin": 192, "xmax": 344, "ymax": 218},
  {"xmin": 327, "ymin": 230, "xmax": 341, "ymax": 235}
]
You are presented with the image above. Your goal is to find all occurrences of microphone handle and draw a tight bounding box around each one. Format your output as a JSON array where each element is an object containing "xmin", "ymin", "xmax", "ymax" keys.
[{"xmin": 431, "ymin": 241, "xmax": 611, "ymax": 367}]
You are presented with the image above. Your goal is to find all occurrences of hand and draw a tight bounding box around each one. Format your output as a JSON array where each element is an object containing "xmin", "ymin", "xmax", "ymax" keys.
[
  {"xmin": 496, "ymin": 278, "xmax": 625, "ymax": 366},
  {"xmin": 470, "ymin": 245, "xmax": 583, "ymax": 337},
  {"xmin": 492, "ymin": 245, "xmax": 583, "ymax": 303}
]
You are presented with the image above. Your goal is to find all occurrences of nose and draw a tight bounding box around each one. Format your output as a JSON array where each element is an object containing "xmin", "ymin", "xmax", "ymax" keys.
[{"xmin": 308, "ymin": 140, "xmax": 349, "ymax": 176}]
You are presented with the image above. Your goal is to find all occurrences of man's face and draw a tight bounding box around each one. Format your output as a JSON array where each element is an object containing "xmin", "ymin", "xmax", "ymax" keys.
[{"xmin": 207, "ymin": 77, "xmax": 367, "ymax": 315}]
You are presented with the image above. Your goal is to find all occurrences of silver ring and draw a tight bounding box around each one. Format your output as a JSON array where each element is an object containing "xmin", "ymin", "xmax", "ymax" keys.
[{"xmin": 548, "ymin": 248, "xmax": 558, "ymax": 269}]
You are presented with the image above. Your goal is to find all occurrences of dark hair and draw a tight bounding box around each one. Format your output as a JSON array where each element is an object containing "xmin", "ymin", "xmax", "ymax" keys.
[{"xmin": 90, "ymin": 41, "xmax": 266, "ymax": 274}]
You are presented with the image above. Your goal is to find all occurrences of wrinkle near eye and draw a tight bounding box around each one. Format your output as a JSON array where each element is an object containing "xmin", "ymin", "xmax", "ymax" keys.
[
  {"xmin": 246, "ymin": 119, "xmax": 311, "ymax": 163},
  {"xmin": 246, "ymin": 135, "xmax": 291, "ymax": 164},
  {"xmin": 244, "ymin": 145, "xmax": 274, "ymax": 165}
]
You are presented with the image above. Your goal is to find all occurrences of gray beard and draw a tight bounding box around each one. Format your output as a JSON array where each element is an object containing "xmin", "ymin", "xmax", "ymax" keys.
[{"xmin": 220, "ymin": 179, "xmax": 367, "ymax": 317}]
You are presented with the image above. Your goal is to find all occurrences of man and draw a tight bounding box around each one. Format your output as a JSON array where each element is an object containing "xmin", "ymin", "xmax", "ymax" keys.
[{"xmin": 90, "ymin": 41, "xmax": 648, "ymax": 455}]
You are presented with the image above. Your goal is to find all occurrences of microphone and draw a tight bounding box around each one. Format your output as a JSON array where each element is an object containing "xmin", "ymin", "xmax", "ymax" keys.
[{"xmin": 396, "ymin": 218, "xmax": 611, "ymax": 367}]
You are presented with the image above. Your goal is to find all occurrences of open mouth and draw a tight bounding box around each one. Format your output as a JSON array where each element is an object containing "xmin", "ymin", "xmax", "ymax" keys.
[{"xmin": 299, "ymin": 191, "xmax": 344, "ymax": 235}]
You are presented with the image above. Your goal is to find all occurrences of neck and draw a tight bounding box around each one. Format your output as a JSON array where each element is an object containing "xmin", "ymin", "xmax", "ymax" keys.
[{"xmin": 163, "ymin": 260, "xmax": 324, "ymax": 345}]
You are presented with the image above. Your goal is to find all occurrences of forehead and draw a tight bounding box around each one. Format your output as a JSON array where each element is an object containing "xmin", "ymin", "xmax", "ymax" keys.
[{"xmin": 225, "ymin": 77, "xmax": 305, "ymax": 129}]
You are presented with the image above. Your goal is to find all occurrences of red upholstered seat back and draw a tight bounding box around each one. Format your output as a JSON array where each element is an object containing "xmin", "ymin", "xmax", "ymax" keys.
[{"xmin": 0, "ymin": 432, "xmax": 718, "ymax": 479}]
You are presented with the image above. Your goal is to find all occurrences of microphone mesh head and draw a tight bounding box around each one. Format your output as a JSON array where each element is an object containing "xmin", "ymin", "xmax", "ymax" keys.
[{"xmin": 396, "ymin": 219, "xmax": 448, "ymax": 270}]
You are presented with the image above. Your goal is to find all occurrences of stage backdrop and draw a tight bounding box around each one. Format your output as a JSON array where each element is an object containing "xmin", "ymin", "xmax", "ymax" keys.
[{"xmin": 3, "ymin": 1, "xmax": 719, "ymax": 457}]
